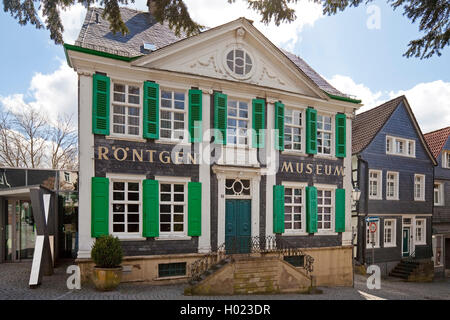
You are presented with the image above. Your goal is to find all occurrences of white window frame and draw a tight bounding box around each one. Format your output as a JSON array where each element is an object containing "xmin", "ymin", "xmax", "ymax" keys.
[
  {"xmin": 415, "ymin": 218, "xmax": 426, "ymax": 245},
  {"xmin": 159, "ymin": 89, "xmax": 188, "ymax": 143},
  {"xmin": 386, "ymin": 171, "xmax": 399, "ymax": 200},
  {"xmin": 282, "ymin": 182, "xmax": 307, "ymax": 235},
  {"xmin": 366, "ymin": 219, "xmax": 380, "ymax": 248},
  {"xmin": 432, "ymin": 235, "xmax": 444, "ymax": 267},
  {"xmin": 383, "ymin": 219, "xmax": 396, "ymax": 247},
  {"xmin": 443, "ymin": 151, "xmax": 450, "ymax": 169},
  {"xmin": 226, "ymin": 98, "xmax": 251, "ymax": 147},
  {"xmin": 434, "ymin": 182, "xmax": 444, "ymax": 206},
  {"xmin": 369, "ymin": 170, "xmax": 382, "ymax": 200},
  {"xmin": 386, "ymin": 135, "xmax": 416, "ymax": 158},
  {"xmin": 316, "ymin": 113, "xmax": 333, "ymax": 156},
  {"xmin": 283, "ymin": 107, "xmax": 304, "ymax": 153},
  {"xmin": 414, "ymin": 174, "xmax": 425, "ymax": 201},
  {"xmin": 315, "ymin": 184, "xmax": 337, "ymax": 234},
  {"xmin": 108, "ymin": 173, "xmax": 145, "ymax": 240},
  {"xmin": 110, "ymin": 81, "xmax": 142, "ymax": 139},
  {"xmin": 155, "ymin": 176, "xmax": 191, "ymax": 240}
]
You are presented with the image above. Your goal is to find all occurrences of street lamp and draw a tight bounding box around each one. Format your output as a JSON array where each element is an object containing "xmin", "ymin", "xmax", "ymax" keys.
[{"xmin": 352, "ymin": 187, "xmax": 361, "ymax": 202}]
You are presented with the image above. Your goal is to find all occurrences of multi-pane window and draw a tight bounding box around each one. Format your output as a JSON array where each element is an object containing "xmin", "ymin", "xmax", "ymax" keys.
[
  {"xmin": 284, "ymin": 187, "xmax": 304, "ymax": 232},
  {"xmin": 386, "ymin": 172, "xmax": 399, "ymax": 200},
  {"xmin": 386, "ymin": 135, "xmax": 415, "ymax": 157},
  {"xmin": 226, "ymin": 49, "xmax": 252, "ymax": 76},
  {"xmin": 414, "ymin": 174, "xmax": 425, "ymax": 201},
  {"xmin": 112, "ymin": 83, "xmax": 140, "ymax": 136},
  {"xmin": 366, "ymin": 220, "xmax": 380, "ymax": 248},
  {"xmin": 369, "ymin": 170, "xmax": 382, "ymax": 199},
  {"xmin": 384, "ymin": 219, "xmax": 396, "ymax": 247},
  {"xmin": 434, "ymin": 183, "xmax": 444, "ymax": 206},
  {"xmin": 415, "ymin": 219, "xmax": 426, "ymax": 244},
  {"xmin": 443, "ymin": 151, "xmax": 450, "ymax": 169},
  {"xmin": 160, "ymin": 90, "xmax": 186, "ymax": 140},
  {"xmin": 112, "ymin": 181, "xmax": 140, "ymax": 234},
  {"xmin": 160, "ymin": 183, "xmax": 186, "ymax": 234},
  {"xmin": 317, "ymin": 114, "xmax": 332, "ymax": 155},
  {"xmin": 284, "ymin": 108, "xmax": 303, "ymax": 151},
  {"xmin": 227, "ymin": 100, "xmax": 249, "ymax": 145},
  {"xmin": 317, "ymin": 189, "xmax": 332, "ymax": 231}
]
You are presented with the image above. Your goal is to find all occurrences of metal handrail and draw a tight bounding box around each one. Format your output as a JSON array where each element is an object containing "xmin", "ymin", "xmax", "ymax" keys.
[{"xmin": 189, "ymin": 236, "xmax": 314, "ymax": 282}]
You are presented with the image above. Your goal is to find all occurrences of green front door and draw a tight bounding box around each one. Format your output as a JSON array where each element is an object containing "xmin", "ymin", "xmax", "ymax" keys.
[
  {"xmin": 225, "ymin": 199, "xmax": 251, "ymax": 254},
  {"xmin": 402, "ymin": 227, "xmax": 410, "ymax": 257}
]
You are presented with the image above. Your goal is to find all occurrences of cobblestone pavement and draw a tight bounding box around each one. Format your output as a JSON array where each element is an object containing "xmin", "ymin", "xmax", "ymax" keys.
[{"xmin": 0, "ymin": 262, "xmax": 448, "ymax": 300}]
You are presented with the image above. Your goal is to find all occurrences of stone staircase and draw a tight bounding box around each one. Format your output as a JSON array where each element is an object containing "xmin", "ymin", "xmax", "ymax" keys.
[
  {"xmin": 389, "ymin": 259, "xmax": 434, "ymax": 282},
  {"xmin": 185, "ymin": 253, "xmax": 313, "ymax": 295}
]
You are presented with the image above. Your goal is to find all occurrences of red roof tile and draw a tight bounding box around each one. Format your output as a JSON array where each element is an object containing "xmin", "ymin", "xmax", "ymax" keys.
[{"xmin": 424, "ymin": 127, "xmax": 450, "ymax": 158}]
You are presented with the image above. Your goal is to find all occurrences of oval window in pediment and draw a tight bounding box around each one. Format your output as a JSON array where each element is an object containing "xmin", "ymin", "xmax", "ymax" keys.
[{"xmin": 226, "ymin": 49, "xmax": 252, "ymax": 76}]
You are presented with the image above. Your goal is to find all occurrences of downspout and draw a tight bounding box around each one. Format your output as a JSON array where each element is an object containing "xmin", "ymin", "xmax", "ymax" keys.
[{"xmin": 357, "ymin": 154, "xmax": 369, "ymax": 265}]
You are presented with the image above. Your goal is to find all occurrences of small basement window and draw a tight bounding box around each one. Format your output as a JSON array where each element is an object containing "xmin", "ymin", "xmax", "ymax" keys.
[
  {"xmin": 283, "ymin": 255, "xmax": 305, "ymax": 267},
  {"xmin": 158, "ymin": 262, "xmax": 187, "ymax": 278}
]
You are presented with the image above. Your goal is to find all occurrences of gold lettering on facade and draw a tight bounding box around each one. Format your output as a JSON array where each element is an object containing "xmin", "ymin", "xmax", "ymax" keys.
[
  {"xmin": 296, "ymin": 163, "xmax": 304, "ymax": 173},
  {"xmin": 188, "ymin": 153, "xmax": 197, "ymax": 165},
  {"xmin": 316, "ymin": 164, "xmax": 323, "ymax": 175},
  {"xmin": 159, "ymin": 151, "xmax": 171, "ymax": 164},
  {"xmin": 98, "ymin": 146, "xmax": 109, "ymax": 160},
  {"xmin": 113, "ymin": 147, "xmax": 128, "ymax": 161},
  {"xmin": 325, "ymin": 165, "xmax": 332, "ymax": 175},
  {"xmin": 281, "ymin": 162, "xmax": 293, "ymax": 173},
  {"xmin": 132, "ymin": 149, "xmax": 143, "ymax": 162},
  {"xmin": 306, "ymin": 164, "xmax": 313, "ymax": 174},
  {"xmin": 145, "ymin": 150, "xmax": 156, "ymax": 162},
  {"xmin": 334, "ymin": 166, "xmax": 344, "ymax": 176}
]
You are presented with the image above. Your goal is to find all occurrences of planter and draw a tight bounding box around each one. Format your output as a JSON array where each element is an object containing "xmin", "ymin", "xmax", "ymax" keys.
[{"xmin": 92, "ymin": 266, "xmax": 123, "ymax": 291}]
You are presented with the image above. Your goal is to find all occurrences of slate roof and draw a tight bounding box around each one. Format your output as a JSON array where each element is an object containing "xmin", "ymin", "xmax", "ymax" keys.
[
  {"xmin": 424, "ymin": 127, "xmax": 450, "ymax": 158},
  {"xmin": 74, "ymin": 7, "xmax": 350, "ymax": 99},
  {"xmin": 352, "ymin": 95, "xmax": 405, "ymax": 154}
]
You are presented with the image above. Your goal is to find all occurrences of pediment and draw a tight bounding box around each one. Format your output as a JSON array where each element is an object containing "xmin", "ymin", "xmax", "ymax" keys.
[{"xmin": 133, "ymin": 19, "xmax": 326, "ymax": 99}]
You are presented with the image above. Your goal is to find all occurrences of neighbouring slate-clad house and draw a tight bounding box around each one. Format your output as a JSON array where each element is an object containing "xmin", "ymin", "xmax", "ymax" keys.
[
  {"xmin": 424, "ymin": 127, "xmax": 450, "ymax": 277},
  {"xmin": 352, "ymin": 96, "xmax": 437, "ymax": 277},
  {"xmin": 64, "ymin": 6, "xmax": 362, "ymax": 291}
]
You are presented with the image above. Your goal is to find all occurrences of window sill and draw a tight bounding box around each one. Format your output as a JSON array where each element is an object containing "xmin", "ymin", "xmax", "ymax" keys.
[
  {"xmin": 282, "ymin": 232, "xmax": 308, "ymax": 236},
  {"xmin": 369, "ymin": 197, "xmax": 383, "ymax": 200},
  {"xmin": 106, "ymin": 136, "xmax": 147, "ymax": 143},
  {"xmin": 314, "ymin": 154, "xmax": 338, "ymax": 161},
  {"xmin": 155, "ymin": 236, "xmax": 192, "ymax": 241},
  {"xmin": 115, "ymin": 236, "xmax": 147, "ymax": 241},
  {"xmin": 154, "ymin": 275, "xmax": 188, "ymax": 281},
  {"xmin": 315, "ymin": 231, "xmax": 338, "ymax": 236},
  {"xmin": 414, "ymin": 199, "xmax": 425, "ymax": 202},
  {"xmin": 281, "ymin": 150, "xmax": 307, "ymax": 157},
  {"xmin": 415, "ymin": 242, "xmax": 427, "ymax": 246},
  {"xmin": 156, "ymin": 139, "xmax": 191, "ymax": 146},
  {"xmin": 386, "ymin": 197, "xmax": 399, "ymax": 201},
  {"xmin": 384, "ymin": 244, "xmax": 396, "ymax": 248}
]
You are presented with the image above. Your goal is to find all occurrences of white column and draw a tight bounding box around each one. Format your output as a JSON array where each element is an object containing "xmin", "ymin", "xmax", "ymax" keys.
[
  {"xmin": 217, "ymin": 174, "xmax": 226, "ymax": 246},
  {"xmin": 198, "ymin": 88, "xmax": 211, "ymax": 253},
  {"xmin": 77, "ymin": 71, "xmax": 95, "ymax": 259},
  {"xmin": 342, "ymin": 115, "xmax": 353, "ymax": 246},
  {"xmin": 251, "ymin": 175, "xmax": 261, "ymax": 238},
  {"xmin": 265, "ymin": 100, "xmax": 276, "ymax": 238}
]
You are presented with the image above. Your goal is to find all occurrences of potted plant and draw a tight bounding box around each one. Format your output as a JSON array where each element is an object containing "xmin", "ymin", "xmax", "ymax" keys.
[{"xmin": 91, "ymin": 235, "xmax": 123, "ymax": 291}]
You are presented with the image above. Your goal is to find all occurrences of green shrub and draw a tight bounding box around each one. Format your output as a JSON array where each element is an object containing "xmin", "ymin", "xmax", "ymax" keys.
[{"xmin": 91, "ymin": 235, "xmax": 123, "ymax": 268}]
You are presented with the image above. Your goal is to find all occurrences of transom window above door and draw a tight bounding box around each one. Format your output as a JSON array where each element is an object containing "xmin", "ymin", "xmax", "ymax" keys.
[
  {"xmin": 160, "ymin": 90, "xmax": 186, "ymax": 141},
  {"xmin": 226, "ymin": 49, "xmax": 252, "ymax": 76},
  {"xmin": 112, "ymin": 83, "xmax": 140, "ymax": 136},
  {"xmin": 227, "ymin": 100, "xmax": 249, "ymax": 146},
  {"xmin": 225, "ymin": 178, "xmax": 251, "ymax": 196}
]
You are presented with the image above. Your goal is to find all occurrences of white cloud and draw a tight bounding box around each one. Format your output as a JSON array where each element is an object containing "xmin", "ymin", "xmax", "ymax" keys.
[
  {"xmin": 0, "ymin": 60, "xmax": 78, "ymax": 127},
  {"xmin": 59, "ymin": 4, "xmax": 87, "ymax": 44},
  {"xmin": 327, "ymin": 74, "xmax": 450, "ymax": 133},
  {"xmin": 183, "ymin": 0, "xmax": 323, "ymax": 51}
]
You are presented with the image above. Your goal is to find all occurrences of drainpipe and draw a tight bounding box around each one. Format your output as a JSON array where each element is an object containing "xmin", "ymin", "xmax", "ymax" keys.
[{"xmin": 357, "ymin": 155, "xmax": 369, "ymax": 265}]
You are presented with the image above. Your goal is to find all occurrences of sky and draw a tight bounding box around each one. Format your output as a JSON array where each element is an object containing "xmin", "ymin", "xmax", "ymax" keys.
[{"xmin": 0, "ymin": 0, "xmax": 449, "ymax": 133}]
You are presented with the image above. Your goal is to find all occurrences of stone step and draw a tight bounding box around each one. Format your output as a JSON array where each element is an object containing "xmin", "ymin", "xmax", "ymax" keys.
[{"xmin": 389, "ymin": 271, "xmax": 409, "ymax": 279}]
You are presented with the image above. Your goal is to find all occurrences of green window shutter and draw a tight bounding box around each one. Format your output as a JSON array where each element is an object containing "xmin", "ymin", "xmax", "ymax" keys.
[
  {"xmin": 335, "ymin": 188, "xmax": 345, "ymax": 232},
  {"xmin": 274, "ymin": 101, "xmax": 285, "ymax": 151},
  {"xmin": 335, "ymin": 113, "xmax": 346, "ymax": 158},
  {"xmin": 214, "ymin": 92, "xmax": 227, "ymax": 145},
  {"xmin": 143, "ymin": 81, "xmax": 159, "ymax": 139},
  {"xmin": 273, "ymin": 185, "xmax": 285, "ymax": 234},
  {"xmin": 143, "ymin": 179, "xmax": 159, "ymax": 237},
  {"xmin": 252, "ymin": 98, "xmax": 266, "ymax": 148},
  {"xmin": 91, "ymin": 177, "xmax": 109, "ymax": 237},
  {"xmin": 188, "ymin": 182, "xmax": 202, "ymax": 236},
  {"xmin": 92, "ymin": 74, "xmax": 110, "ymax": 135},
  {"xmin": 189, "ymin": 89, "xmax": 203, "ymax": 143},
  {"xmin": 306, "ymin": 108, "xmax": 317, "ymax": 154},
  {"xmin": 306, "ymin": 186, "xmax": 318, "ymax": 233}
]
